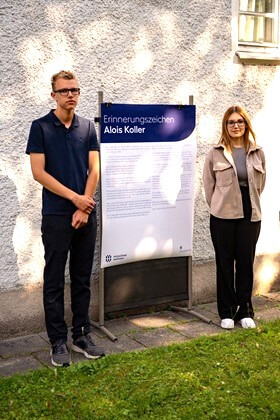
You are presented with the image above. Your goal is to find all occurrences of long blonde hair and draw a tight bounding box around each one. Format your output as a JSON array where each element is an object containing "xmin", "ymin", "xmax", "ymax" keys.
[{"xmin": 219, "ymin": 105, "xmax": 256, "ymax": 152}]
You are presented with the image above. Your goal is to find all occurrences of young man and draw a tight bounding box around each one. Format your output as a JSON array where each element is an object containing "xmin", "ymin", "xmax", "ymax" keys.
[{"xmin": 26, "ymin": 70, "xmax": 105, "ymax": 366}]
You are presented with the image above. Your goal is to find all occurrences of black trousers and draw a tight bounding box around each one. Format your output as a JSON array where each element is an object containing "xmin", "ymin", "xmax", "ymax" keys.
[
  {"xmin": 210, "ymin": 187, "xmax": 261, "ymax": 320},
  {"xmin": 41, "ymin": 213, "xmax": 97, "ymax": 344}
]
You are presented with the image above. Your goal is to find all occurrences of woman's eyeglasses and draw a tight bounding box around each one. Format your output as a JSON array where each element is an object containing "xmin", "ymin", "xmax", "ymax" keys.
[{"xmin": 227, "ymin": 119, "xmax": 245, "ymax": 127}]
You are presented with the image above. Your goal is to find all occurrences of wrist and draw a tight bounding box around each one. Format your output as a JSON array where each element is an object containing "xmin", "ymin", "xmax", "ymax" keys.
[{"xmin": 70, "ymin": 192, "xmax": 79, "ymax": 203}]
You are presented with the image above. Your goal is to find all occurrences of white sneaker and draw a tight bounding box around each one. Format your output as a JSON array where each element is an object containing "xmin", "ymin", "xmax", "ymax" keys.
[
  {"xmin": 221, "ymin": 318, "xmax": 234, "ymax": 329},
  {"xmin": 240, "ymin": 318, "xmax": 256, "ymax": 329}
]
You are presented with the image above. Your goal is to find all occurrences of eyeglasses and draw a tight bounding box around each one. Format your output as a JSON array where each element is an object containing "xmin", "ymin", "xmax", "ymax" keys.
[
  {"xmin": 227, "ymin": 119, "xmax": 245, "ymax": 127},
  {"xmin": 53, "ymin": 88, "xmax": 80, "ymax": 96}
]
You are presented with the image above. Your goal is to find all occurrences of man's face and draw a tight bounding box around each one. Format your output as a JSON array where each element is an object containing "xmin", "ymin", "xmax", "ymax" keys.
[{"xmin": 51, "ymin": 78, "xmax": 80, "ymax": 111}]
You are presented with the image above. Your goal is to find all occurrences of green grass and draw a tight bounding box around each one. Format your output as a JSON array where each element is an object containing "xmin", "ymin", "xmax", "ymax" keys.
[{"xmin": 1, "ymin": 320, "xmax": 280, "ymax": 419}]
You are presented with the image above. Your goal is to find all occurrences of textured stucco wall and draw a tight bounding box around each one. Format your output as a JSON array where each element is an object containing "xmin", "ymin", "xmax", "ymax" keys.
[{"xmin": 0, "ymin": 0, "xmax": 280, "ymax": 333}]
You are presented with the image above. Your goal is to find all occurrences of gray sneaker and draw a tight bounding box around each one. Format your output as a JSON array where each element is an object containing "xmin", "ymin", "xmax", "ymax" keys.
[
  {"xmin": 72, "ymin": 334, "xmax": 105, "ymax": 359},
  {"xmin": 50, "ymin": 340, "xmax": 71, "ymax": 367}
]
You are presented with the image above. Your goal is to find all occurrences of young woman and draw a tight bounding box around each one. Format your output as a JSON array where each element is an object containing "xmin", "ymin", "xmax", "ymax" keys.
[{"xmin": 203, "ymin": 105, "xmax": 266, "ymax": 329}]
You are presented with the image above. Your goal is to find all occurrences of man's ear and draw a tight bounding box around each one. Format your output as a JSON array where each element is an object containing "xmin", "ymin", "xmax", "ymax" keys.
[{"xmin": 51, "ymin": 92, "xmax": 56, "ymax": 100}]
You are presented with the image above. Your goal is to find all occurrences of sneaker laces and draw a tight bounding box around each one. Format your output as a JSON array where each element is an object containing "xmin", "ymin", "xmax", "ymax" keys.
[
  {"xmin": 53, "ymin": 341, "xmax": 67, "ymax": 354},
  {"xmin": 85, "ymin": 334, "xmax": 96, "ymax": 346}
]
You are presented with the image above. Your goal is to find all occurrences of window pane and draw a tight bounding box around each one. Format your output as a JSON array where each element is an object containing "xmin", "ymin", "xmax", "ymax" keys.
[
  {"xmin": 239, "ymin": 0, "xmax": 274, "ymax": 13},
  {"xmin": 239, "ymin": 14, "xmax": 274, "ymax": 42}
]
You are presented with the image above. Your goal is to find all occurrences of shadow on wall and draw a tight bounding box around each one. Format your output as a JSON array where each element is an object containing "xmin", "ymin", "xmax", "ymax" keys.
[{"xmin": 0, "ymin": 175, "xmax": 20, "ymax": 289}]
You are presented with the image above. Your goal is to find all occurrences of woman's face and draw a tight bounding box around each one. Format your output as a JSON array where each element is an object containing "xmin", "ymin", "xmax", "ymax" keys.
[{"xmin": 226, "ymin": 112, "xmax": 246, "ymax": 140}]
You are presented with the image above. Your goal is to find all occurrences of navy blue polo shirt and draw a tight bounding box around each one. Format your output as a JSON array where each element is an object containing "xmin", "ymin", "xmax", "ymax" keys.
[{"xmin": 26, "ymin": 110, "xmax": 99, "ymax": 215}]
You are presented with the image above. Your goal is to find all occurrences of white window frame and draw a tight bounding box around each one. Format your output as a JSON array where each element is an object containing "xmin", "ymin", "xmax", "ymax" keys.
[{"xmin": 233, "ymin": 0, "xmax": 280, "ymax": 62}]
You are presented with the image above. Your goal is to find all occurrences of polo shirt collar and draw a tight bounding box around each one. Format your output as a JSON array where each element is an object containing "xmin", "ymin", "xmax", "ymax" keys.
[{"xmin": 49, "ymin": 110, "xmax": 80, "ymax": 127}]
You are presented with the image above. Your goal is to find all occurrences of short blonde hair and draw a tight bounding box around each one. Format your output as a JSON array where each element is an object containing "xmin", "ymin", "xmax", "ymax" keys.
[
  {"xmin": 51, "ymin": 70, "xmax": 76, "ymax": 91},
  {"xmin": 219, "ymin": 105, "xmax": 256, "ymax": 153}
]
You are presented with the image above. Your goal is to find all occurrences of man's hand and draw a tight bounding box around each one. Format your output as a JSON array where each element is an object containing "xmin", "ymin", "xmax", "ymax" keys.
[
  {"xmin": 30, "ymin": 154, "xmax": 97, "ymax": 213},
  {"xmin": 72, "ymin": 209, "xmax": 89, "ymax": 229},
  {"xmin": 72, "ymin": 194, "xmax": 95, "ymax": 214}
]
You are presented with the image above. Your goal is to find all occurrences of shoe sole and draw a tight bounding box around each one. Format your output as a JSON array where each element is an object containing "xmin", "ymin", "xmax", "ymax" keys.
[
  {"xmin": 50, "ymin": 350, "xmax": 71, "ymax": 367},
  {"xmin": 221, "ymin": 322, "xmax": 234, "ymax": 329},
  {"xmin": 72, "ymin": 344, "xmax": 103, "ymax": 359},
  {"xmin": 240, "ymin": 323, "xmax": 256, "ymax": 329}
]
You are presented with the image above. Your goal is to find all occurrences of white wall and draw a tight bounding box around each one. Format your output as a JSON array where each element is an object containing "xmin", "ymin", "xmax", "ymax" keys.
[{"xmin": 0, "ymin": 0, "xmax": 279, "ymax": 294}]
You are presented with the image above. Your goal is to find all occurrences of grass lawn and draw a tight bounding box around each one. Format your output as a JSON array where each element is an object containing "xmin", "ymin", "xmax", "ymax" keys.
[{"xmin": 1, "ymin": 319, "xmax": 280, "ymax": 419}]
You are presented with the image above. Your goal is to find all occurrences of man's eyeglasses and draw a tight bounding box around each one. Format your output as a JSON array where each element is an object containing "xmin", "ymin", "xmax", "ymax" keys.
[
  {"xmin": 53, "ymin": 88, "xmax": 80, "ymax": 96},
  {"xmin": 227, "ymin": 119, "xmax": 245, "ymax": 127}
]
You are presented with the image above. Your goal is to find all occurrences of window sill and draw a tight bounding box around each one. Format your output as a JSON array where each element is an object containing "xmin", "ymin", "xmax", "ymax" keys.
[{"xmin": 236, "ymin": 51, "xmax": 280, "ymax": 64}]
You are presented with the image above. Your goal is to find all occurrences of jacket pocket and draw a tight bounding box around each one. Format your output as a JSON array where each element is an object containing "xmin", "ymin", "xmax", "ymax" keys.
[
  {"xmin": 213, "ymin": 162, "xmax": 233, "ymax": 187},
  {"xmin": 252, "ymin": 163, "xmax": 265, "ymax": 174},
  {"xmin": 252, "ymin": 162, "xmax": 265, "ymax": 189}
]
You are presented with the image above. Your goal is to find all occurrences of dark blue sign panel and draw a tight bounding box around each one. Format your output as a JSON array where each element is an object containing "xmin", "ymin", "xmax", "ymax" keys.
[{"xmin": 101, "ymin": 103, "xmax": 195, "ymax": 143}]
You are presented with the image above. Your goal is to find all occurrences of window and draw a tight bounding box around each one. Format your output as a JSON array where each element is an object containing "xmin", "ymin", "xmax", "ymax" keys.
[{"xmin": 234, "ymin": 0, "xmax": 280, "ymax": 62}]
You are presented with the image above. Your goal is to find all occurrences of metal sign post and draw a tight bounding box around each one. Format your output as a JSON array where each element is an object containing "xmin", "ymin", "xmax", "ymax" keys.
[
  {"xmin": 170, "ymin": 255, "xmax": 212, "ymax": 323},
  {"xmin": 170, "ymin": 96, "xmax": 211, "ymax": 324},
  {"xmin": 90, "ymin": 91, "xmax": 117, "ymax": 341}
]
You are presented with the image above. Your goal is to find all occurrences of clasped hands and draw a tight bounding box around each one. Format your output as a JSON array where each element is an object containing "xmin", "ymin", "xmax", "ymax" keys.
[{"xmin": 71, "ymin": 194, "xmax": 95, "ymax": 229}]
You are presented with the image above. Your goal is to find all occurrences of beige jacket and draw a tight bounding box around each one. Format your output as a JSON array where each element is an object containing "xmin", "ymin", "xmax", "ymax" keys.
[{"xmin": 203, "ymin": 143, "xmax": 266, "ymax": 222}]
